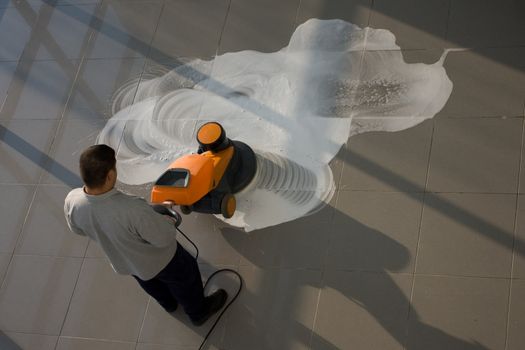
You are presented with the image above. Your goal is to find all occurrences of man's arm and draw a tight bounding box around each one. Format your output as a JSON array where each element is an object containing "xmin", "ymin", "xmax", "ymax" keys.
[
  {"xmin": 133, "ymin": 199, "xmax": 177, "ymax": 248},
  {"xmin": 63, "ymin": 202, "xmax": 87, "ymax": 237}
]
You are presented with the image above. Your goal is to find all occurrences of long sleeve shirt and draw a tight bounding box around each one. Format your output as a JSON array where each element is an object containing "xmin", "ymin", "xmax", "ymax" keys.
[{"xmin": 64, "ymin": 187, "xmax": 177, "ymax": 280}]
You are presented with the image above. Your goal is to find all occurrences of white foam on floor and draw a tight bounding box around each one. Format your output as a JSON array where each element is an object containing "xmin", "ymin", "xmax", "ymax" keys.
[{"xmin": 98, "ymin": 19, "xmax": 453, "ymax": 231}]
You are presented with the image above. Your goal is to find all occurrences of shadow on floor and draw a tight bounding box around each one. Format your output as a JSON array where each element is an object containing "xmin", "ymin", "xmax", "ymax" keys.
[
  {"xmin": 0, "ymin": 331, "xmax": 22, "ymax": 350},
  {"xmin": 219, "ymin": 206, "xmax": 491, "ymax": 350}
]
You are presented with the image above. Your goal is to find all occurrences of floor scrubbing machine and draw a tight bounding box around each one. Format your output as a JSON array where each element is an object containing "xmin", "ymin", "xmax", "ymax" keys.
[{"xmin": 151, "ymin": 121, "xmax": 257, "ymax": 218}]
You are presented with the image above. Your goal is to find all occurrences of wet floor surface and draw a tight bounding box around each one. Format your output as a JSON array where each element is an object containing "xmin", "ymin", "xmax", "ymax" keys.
[{"xmin": 0, "ymin": 0, "xmax": 525, "ymax": 349}]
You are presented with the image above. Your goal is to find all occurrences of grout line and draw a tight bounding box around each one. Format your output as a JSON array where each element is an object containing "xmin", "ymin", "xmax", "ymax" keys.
[
  {"xmin": 439, "ymin": 115, "xmax": 525, "ymax": 119},
  {"xmin": 34, "ymin": 0, "xmax": 102, "ymax": 187},
  {"xmin": 0, "ymin": 0, "xmax": 76, "ymax": 282},
  {"xmin": 136, "ymin": 297, "xmax": 151, "ymax": 344},
  {"xmin": 54, "ymin": 257, "xmax": 86, "ymax": 350},
  {"xmin": 368, "ymin": 0, "xmax": 374, "ymax": 26},
  {"xmin": 306, "ymin": 268, "xmax": 520, "ymax": 280},
  {"xmin": 293, "ymin": 0, "xmax": 302, "ymax": 27},
  {"xmin": 0, "ymin": 185, "xmax": 38, "ymax": 290},
  {"xmin": 56, "ymin": 335, "xmax": 139, "ymax": 344},
  {"xmin": 307, "ymin": 189, "xmax": 340, "ymax": 349},
  {"xmin": 57, "ymin": 335, "xmax": 137, "ymax": 344},
  {"xmin": 215, "ymin": 0, "xmax": 232, "ymax": 57},
  {"xmin": 0, "ymin": 182, "xmax": 49, "ymax": 186},
  {"xmin": 443, "ymin": 0, "xmax": 452, "ymax": 40},
  {"xmin": 308, "ymin": 265, "xmax": 325, "ymax": 349},
  {"xmin": 5, "ymin": 249, "xmax": 525, "ymax": 280},
  {"xmin": 503, "ymin": 117, "xmax": 525, "ymax": 350},
  {"xmin": 0, "ymin": 330, "xmax": 60, "ymax": 337},
  {"xmin": 337, "ymin": 189, "xmax": 521, "ymax": 195},
  {"xmin": 1, "ymin": 115, "xmax": 522, "ymax": 123},
  {"xmin": 330, "ymin": 45, "xmax": 525, "ymax": 51},
  {"xmin": 126, "ymin": 4, "xmax": 166, "ymax": 345},
  {"xmin": 8, "ymin": 253, "xmax": 103, "ymax": 259},
  {"xmin": 113, "ymin": 0, "xmax": 165, "ymax": 155},
  {"xmin": 185, "ymin": 0, "xmax": 231, "ymax": 140},
  {"xmin": 17, "ymin": 3, "xmax": 105, "ymax": 347},
  {"xmin": 404, "ymin": 118, "xmax": 436, "ymax": 349}
]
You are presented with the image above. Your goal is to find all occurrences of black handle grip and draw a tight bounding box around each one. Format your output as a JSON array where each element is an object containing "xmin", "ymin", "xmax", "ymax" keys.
[{"xmin": 151, "ymin": 204, "xmax": 183, "ymax": 227}]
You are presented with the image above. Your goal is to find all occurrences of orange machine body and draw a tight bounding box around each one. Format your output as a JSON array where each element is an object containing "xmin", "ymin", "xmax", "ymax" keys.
[{"xmin": 151, "ymin": 145, "xmax": 234, "ymax": 205}]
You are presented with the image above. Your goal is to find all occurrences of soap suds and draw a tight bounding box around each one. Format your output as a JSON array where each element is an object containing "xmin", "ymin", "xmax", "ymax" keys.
[{"xmin": 98, "ymin": 19, "xmax": 453, "ymax": 231}]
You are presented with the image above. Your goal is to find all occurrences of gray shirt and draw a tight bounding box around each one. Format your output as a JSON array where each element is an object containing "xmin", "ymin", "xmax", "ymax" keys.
[{"xmin": 64, "ymin": 187, "xmax": 178, "ymax": 280}]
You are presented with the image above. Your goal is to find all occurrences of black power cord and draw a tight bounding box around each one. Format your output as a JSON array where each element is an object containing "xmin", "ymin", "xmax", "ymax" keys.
[
  {"xmin": 174, "ymin": 226, "xmax": 243, "ymax": 350},
  {"xmin": 152, "ymin": 204, "xmax": 243, "ymax": 349}
]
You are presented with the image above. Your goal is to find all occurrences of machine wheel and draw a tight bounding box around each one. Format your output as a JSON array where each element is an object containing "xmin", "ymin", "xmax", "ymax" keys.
[
  {"xmin": 221, "ymin": 193, "xmax": 236, "ymax": 219},
  {"xmin": 180, "ymin": 205, "xmax": 192, "ymax": 215}
]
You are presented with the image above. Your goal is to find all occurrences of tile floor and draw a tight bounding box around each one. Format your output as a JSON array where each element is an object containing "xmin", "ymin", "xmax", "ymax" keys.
[{"xmin": 0, "ymin": 0, "xmax": 524, "ymax": 349}]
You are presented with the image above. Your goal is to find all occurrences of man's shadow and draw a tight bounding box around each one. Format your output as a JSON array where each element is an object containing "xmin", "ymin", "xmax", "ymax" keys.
[{"xmin": 215, "ymin": 205, "xmax": 490, "ymax": 350}]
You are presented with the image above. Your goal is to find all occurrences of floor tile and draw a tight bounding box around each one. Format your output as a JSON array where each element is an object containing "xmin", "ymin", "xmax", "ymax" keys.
[
  {"xmin": 0, "ymin": 119, "xmax": 58, "ymax": 183},
  {"xmin": 0, "ymin": 8, "xmax": 34, "ymax": 61},
  {"xmin": 0, "ymin": 1, "xmax": 521, "ymax": 348},
  {"xmin": 369, "ymin": 0, "xmax": 449, "ymax": 50},
  {"xmin": 138, "ymin": 264, "xmax": 229, "ymax": 347},
  {"xmin": 41, "ymin": 118, "xmax": 107, "ymax": 187},
  {"xmin": 221, "ymin": 266, "xmax": 321, "ymax": 350},
  {"xmin": 407, "ymin": 275, "xmax": 509, "ymax": 350},
  {"xmin": 447, "ymin": 0, "xmax": 525, "ymax": 48},
  {"xmin": 507, "ymin": 279, "xmax": 525, "ymax": 350},
  {"xmin": 296, "ymin": 0, "xmax": 371, "ymax": 27},
  {"xmin": 56, "ymin": 337, "xmax": 136, "ymax": 350},
  {"xmin": 313, "ymin": 271, "xmax": 411, "ymax": 350},
  {"xmin": 238, "ymin": 215, "xmax": 333, "ymax": 269},
  {"xmin": 0, "ymin": 255, "xmax": 82, "ymax": 334},
  {"xmin": 61, "ymin": 257, "xmax": 148, "ymax": 341},
  {"xmin": 0, "ymin": 185, "xmax": 34, "ymax": 253},
  {"xmin": 87, "ymin": 0, "xmax": 162, "ymax": 59},
  {"xmin": 218, "ymin": 0, "xmax": 300, "ymax": 54},
  {"xmin": 439, "ymin": 49, "xmax": 525, "ymax": 118},
  {"xmin": 326, "ymin": 191, "xmax": 423, "ymax": 273},
  {"xmin": 29, "ymin": 4, "xmax": 97, "ymax": 60},
  {"xmin": 16, "ymin": 185, "xmax": 89, "ymax": 257},
  {"xmin": 1, "ymin": 332, "xmax": 57, "ymax": 350},
  {"xmin": 340, "ymin": 120, "xmax": 433, "ymax": 191},
  {"xmin": 427, "ymin": 118, "xmax": 522, "ymax": 193},
  {"xmin": 512, "ymin": 195, "xmax": 525, "ymax": 278},
  {"xmin": 150, "ymin": 0, "xmax": 229, "ymax": 60},
  {"xmin": 65, "ymin": 58, "xmax": 144, "ymax": 120},
  {"xmin": 0, "ymin": 60, "xmax": 79, "ymax": 120},
  {"xmin": 417, "ymin": 193, "xmax": 516, "ymax": 277}
]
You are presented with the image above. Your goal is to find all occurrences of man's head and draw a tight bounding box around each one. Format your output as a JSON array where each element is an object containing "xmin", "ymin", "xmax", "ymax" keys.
[{"xmin": 79, "ymin": 144, "xmax": 117, "ymax": 191}]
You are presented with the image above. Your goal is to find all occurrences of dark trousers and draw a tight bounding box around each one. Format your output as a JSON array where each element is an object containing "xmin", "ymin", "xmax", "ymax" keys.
[{"xmin": 133, "ymin": 244, "xmax": 207, "ymax": 321}]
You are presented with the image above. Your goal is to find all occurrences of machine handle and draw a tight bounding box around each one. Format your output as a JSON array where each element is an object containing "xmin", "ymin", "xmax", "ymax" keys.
[{"xmin": 151, "ymin": 204, "xmax": 183, "ymax": 228}]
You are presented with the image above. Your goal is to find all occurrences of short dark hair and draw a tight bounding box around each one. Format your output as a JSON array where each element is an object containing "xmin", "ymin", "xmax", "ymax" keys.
[{"xmin": 79, "ymin": 144, "xmax": 116, "ymax": 188}]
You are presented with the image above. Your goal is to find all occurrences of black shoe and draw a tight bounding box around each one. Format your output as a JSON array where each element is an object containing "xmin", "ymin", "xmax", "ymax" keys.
[
  {"xmin": 191, "ymin": 289, "xmax": 228, "ymax": 326},
  {"xmin": 164, "ymin": 303, "xmax": 178, "ymax": 314}
]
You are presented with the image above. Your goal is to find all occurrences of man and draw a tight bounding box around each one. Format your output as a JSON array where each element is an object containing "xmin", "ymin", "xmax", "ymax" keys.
[{"xmin": 64, "ymin": 144, "xmax": 227, "ymax": 326}]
